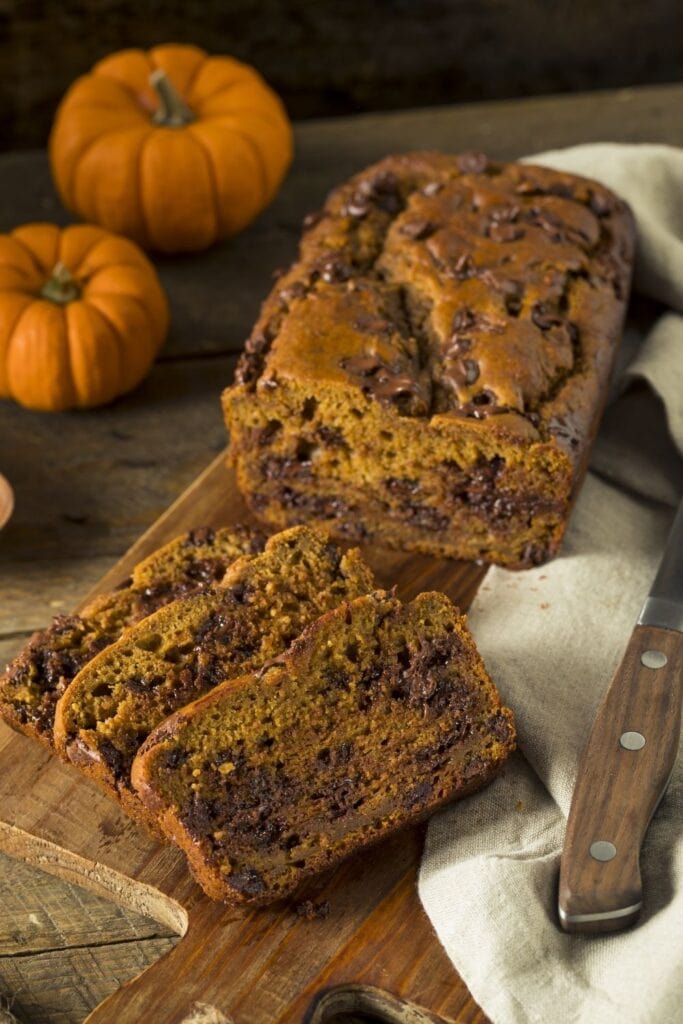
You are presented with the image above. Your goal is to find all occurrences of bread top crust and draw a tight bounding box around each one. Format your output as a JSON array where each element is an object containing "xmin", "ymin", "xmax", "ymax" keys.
[{"xmin": 228, "ymin": 151, "xmax": 634, "ymax": 462}]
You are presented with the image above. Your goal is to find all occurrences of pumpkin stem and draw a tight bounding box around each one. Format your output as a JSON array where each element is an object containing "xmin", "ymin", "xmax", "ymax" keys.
[
  {"xmin": 150, "ymin": 69, "xmax": 195, "ymax": 127},
  {"xmin": 40, "ymin": 262, "xmax": 81, "ymax": 304}
]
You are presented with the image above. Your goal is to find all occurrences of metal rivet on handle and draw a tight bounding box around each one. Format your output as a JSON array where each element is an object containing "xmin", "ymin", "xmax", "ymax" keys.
[
  {"xmin": 590, "ymin": 841, "xmax": 617, "ymax": 862},
  {"xmin": 620, "ymin": 731, "xmax": 646, "ymax": 750},
  {"xmin": 641, "ymin": 650, "xmax": 668, "ymax": 669}
]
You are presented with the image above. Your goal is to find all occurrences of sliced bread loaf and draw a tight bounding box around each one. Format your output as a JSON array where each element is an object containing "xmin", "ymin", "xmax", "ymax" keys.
[
  {"xmin": 132, "ymin": 590, "xmax": 515, "ymax": 903},
  {"xmin": 54, "ymin": 526, "xmax": 375, "ymax": 830},
  {"xmin": 1, "ymin": 525, "xmax": 264, "ymax": 746}
]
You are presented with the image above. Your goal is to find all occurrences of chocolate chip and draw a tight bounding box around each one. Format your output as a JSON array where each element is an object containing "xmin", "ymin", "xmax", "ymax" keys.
[
  {"xmin": 588, "ymin": 191, "xmax": 613, "ymax": 217},
  {"xmin": 447, "ymin": 357, "xmax": 480, "ymax": 387},
  {"xmin": 257, "ymin": 419, "xmax": 282, "ymax": 447},
  {"xmin": 185, "ymin": 527, "xmax": 215, "ymax": 547},
  {"xmin": 531, "ymin": 301, "xmax": 557, "ymax": 331},
  {"xmin": 487, "ymin": 712, "xmax": 513, "ymax": 742},
  {"xmin": 462, "ymin": 358, "xmax": 480, "ymax": 385},
  {"xmin": 489, "ymin": 222, "xmax": 525, "ymax": 243},
  {"xmin": 445, "ymin": 335, "xmax": 472, "ymax": 356},
  {"xmin": 489, "ymin": 204, "xmax": 521, "ymax": 223},
  {"xmin": 344, "ymin": 170, "xmax": 403, "ymax": 217},
  {"xmin": 341, "ymin": 354, "xmax": 428, "ymax": 415},
  {"xmin": 404, "ymin": 780, "xmax": 433, "ymax": 808},
  {"xmin": 521, "ymin": 543, "xmax": 546, "ymax": 566},
  {"xmin": 234, "ymin": 328, "xmax": 272, "ymax": 387},
  {"xmin": 452, "ymin": 308, "xmax": 477, "ymax": 332},
  {"xmin": 504, "ymin": 294, "xmax": 522, "ymax": 317},
  {"xmin": 480, "ymin": 270, "xmax": 523, "ymax": 298},
  {"xmin": 399, "ymin": 219, "xmax": 436, "ymax": 241},
  {"xmin": 452, "ymin": 253, "xmax": 475, "ymax": 280},
  {"xmin": 363, "ymin": 170, "xmax": 402, "ymax": 214},
  {"xmin": 302, "ymin": 210, "xmax": 322, "ymax": 231},
  {"xmin": 278, "ymin": 280, "xmax": 307, "ymax": 303},
  {"xmin": 97, "ymin": 738, "xmax": 126, "ymax": 780},
  {"xmin": 457, "ymin": 151, "xmax": 489, "ymax": 174},
  {"xmin": 343, "ymin": 197, "xmax": 370, "ymax": 218},
  {"xmin": 385, "ymin": 476, "xmax": 421, "ymax": 497},
  {"xmin": 319, "ymin": 257, "xmax": 352, "ymax": 284},
  {"xmin": 316, "ymin": 424, "xmax": 347, "ymax": 448},
  {"xmin": 163, "ymin": 746, "xmax": 188, "ymax": 770}
]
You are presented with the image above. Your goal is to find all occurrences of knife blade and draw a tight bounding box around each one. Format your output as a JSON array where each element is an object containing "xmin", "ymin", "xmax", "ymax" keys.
[{"xmin": 558, "ymin": 497, "xmax": 683, "ymax": 933}]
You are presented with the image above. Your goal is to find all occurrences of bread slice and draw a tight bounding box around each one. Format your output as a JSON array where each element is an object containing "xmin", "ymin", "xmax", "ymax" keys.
[
  {"xmin": 131, "ymin": 590, "xmax": 515, "ymax": 904},
  {"xmin": 0, "ymin": 525, "xmax": 264, "ymax": 747},
  {"xmin": 54, "ymin": 527, "xmax": 375, "ymax": 830}
]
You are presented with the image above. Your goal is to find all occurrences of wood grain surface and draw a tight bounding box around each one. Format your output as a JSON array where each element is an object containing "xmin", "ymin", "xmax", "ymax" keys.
[{"xmin": 1, "ymin": 82, "xmax": 682, "ymax": 1022}]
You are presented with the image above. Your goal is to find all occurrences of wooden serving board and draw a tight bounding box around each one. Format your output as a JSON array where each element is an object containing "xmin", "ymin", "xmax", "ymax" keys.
[{"xmin": 0, "ymin": 453, "xmax": 489, "ymax": 1024}]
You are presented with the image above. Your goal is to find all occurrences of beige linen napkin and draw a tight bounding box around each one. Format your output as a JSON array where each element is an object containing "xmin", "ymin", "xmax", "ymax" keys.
[{"xmin": 419, "ymin": 144, "xmax": 683, "ymax": 1024}]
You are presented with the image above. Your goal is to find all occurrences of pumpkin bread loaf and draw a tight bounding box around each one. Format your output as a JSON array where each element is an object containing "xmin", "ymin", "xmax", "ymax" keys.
[
  {"xmin": 53, "ymin": 527, "xmax": 375, "ymax": 829},
  {"xmin": 224, "ymin": 151, "xmax": 635, "ymax": 568},
  {"xmin": 132, "ymin": 590, "xmax": 515, "ymax": 904},
  {"xmin": 0, "ymin": 525, "xmax": 263, "ymax": 748}
]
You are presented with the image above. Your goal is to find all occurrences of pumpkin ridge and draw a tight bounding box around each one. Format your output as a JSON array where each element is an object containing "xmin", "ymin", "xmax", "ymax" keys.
[
  {"xmin": 5, "ymin": 299, "xmax": 73, "ymax": 409},
  {"xmin": 87, "ymin": 292, "xmax": 161, "ymax": 366},
  {"xmin": 53, "ymin": 65, "xmax": 145, "ymax": 112},
  {"xmin": 169, "ymin": 52, "xmax": 206, "ymax": 110},
  {"xmin": 78, "ymin": 298, "xmax": 126, "ymax": 395},
  {"xmin": 73, "ymin": 230, "xmax": 151, "ymax": 275},
  {"xmin": 8, "ymin": 232, "xmax": 50, "ymax": 279},
  {"xmin": 184, "ymin": 127, "xmax": 223, "ymax": 238},
  {"xmin": 93, "ymin": 60, "xmax": 159, "ymax": 113},
  {"xmin": 77, "ymin": 261, "xmax": 157, "ymax": 284},
  {"xmin": 196, "ymin": 121, "xmax": 269, "ymax": 208},
  {"xmin": 0, "ymin": 295, "xmax": 35, "ymax": 397},
  {"xmin": 148, "ymin": 44, "xmax": 206, "ymax": 97},
  {"xmin": 68, "ymin": 296, "xmax": 124, "ymax": 403},
  {"xmin": 189, "ymin": 77, "xmax": 251, "ymax": 110},
  {"xmin": 0, "ymin": 262, "xmax": 42, "ymax": 290},
  {"xmin": 189, "ymin": 56, "xmax": 275, "ymax": 106},
  {"xmin": 62, "ymin": 132, "xmax": 117, "ymax": 213},
  {"xmin": 132, "ymin": 129, "xmax": 155, "ymax": 251}
]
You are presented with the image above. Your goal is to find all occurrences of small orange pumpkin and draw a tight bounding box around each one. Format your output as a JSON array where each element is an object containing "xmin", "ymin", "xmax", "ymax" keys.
[
  {"xmin": 48, "ymin": 43, "xmax": 293, "ymax": 253},
  {"xmin": 0, "ymin": 223, "xmax": 169, "ymax": 411}
]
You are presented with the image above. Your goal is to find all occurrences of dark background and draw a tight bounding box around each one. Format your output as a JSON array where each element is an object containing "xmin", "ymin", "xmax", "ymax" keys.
[{"xmin": 1, "ymin": 0, "xmax": 682, "ymax": 149}]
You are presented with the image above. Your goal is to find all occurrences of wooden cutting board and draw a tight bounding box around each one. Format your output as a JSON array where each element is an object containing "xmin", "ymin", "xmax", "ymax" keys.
[{"xmin": 0, "ymin": 453, "xmax": 490, "ymax": 1024}]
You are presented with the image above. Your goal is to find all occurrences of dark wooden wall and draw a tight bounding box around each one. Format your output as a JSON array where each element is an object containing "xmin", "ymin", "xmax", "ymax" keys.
[{"xmin": 1, "ymin": 0, "xmax": 682, "ymax": 149}]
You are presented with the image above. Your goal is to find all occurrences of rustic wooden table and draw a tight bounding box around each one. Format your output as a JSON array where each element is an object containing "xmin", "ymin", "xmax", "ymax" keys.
[{"xmin": 1, "ymin": 82, "xmax": 682, "ymax": 1024}]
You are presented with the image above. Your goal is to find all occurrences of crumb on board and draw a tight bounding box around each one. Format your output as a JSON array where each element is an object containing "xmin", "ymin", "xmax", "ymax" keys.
[{"xmin": 295, "ymin": 899, "xmax": 331, "ymax": 920}]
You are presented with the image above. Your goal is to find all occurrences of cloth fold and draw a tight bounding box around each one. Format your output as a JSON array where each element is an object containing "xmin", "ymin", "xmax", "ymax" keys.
[{"xmin": 418, "ymin": 144, "xmax": 683, "ymax": 1024}]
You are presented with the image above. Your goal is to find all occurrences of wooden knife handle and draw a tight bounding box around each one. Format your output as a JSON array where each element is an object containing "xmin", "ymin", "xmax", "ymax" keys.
[{"xmin": 559, "ymin": 623, "xmax": 683, "ymax": 933}]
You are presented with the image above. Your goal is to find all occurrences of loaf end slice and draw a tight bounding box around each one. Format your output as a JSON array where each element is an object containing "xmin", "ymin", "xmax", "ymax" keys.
[
  {"xmin": 0, "ymin": 525, "xmax": 264, "ymax": 747},
  {"xmin": 53, "ymin": 526, "xmax": 375, "ymax": 831},
  {"xmin": 132, "ymin": 590, "xmax": 515, "ymax": 904}
]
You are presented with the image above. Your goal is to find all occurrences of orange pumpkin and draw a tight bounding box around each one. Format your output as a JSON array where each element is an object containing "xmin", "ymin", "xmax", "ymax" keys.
[
  {"xmin": 48, "ymin": 44, "xmax": 293, "ymax": 253},
  {"xmin": 0, "ymin": 223, "xmax": 169, "ymax": 411}
]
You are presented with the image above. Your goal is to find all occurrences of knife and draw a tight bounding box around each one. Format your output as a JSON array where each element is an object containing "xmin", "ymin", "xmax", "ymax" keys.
[{"xmin": 558, "ymin": 496, "xmax": 683, "ymax": 933}]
